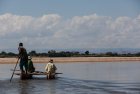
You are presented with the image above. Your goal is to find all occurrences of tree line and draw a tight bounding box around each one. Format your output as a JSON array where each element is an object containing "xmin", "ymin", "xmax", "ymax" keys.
[{"xmin": 0, "ymin": 50, "xmax": 140, "ymax": 57}]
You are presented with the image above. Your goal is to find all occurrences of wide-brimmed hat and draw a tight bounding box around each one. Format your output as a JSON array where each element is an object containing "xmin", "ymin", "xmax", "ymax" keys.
[{"xmin": 28, "ymin": 56, "xmax": 32, "ymax": 59}]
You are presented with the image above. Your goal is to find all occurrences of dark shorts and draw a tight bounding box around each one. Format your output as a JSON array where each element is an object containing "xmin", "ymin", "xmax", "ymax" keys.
[{"xmin": 19, "ymin": 59, "xmax": 28, "ymax": 71}]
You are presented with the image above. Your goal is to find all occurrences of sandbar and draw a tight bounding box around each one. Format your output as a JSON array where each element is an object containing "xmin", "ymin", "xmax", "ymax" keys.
[{"xmin": 0, "ymin": 57, "xmax": 140, "ymax": 64}]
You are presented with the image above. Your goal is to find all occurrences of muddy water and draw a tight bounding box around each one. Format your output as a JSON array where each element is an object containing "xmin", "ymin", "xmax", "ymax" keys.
[{"xmin": 1, "ymin": 62, "xmax": 140, "ymax": 94}]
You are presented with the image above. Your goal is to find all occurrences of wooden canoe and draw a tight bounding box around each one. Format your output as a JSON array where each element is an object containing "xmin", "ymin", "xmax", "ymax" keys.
[
  {"xmin": 14, "ymin": 71, "xmax": 62, "ymax": 80},
  {"xmin": 14, "ymin": 72, "xmax": 62, "ymax": 75}
]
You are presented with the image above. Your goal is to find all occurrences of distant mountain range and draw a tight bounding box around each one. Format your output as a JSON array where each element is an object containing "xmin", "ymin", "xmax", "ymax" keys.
[{"xmin": 1, "ymin": 48, "xmax": 140, "ymax": 54}]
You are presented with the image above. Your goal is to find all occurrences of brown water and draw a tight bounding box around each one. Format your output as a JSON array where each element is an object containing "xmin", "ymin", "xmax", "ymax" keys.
[{"xmin": 1, "ymin": 62, "xmax": 140, "ymax": 94}]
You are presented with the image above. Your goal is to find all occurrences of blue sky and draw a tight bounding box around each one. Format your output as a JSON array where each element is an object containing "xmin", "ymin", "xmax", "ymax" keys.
[
  {"xmin": 0, "ymin": 0, "xmax": 140, "ymax": 51},
  {"xmin": 0, "ymin": 0, "xmax": 140, "ymax": 18}
]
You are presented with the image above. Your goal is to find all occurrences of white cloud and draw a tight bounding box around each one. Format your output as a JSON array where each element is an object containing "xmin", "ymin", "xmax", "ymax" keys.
[{"xmin": 0, "ymin": 13, "xmax": 140, "ymax": 50}]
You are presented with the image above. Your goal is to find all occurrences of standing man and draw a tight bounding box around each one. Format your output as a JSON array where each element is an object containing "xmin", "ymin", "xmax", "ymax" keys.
[
  {"xmin": 18, "ymin": 43, "xmax": 28, "ymax": 74},
  {"xmin": 45, "ymin": 59, "xmax": 57, "ymax": 79}
]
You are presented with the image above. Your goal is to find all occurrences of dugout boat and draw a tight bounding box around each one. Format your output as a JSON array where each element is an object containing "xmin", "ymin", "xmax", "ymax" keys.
[{"xmin": 14, "ymin": 71, "xmax": 62, "ymax": 80}]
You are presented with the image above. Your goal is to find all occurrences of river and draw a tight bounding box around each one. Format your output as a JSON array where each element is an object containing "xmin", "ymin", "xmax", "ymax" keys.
[{"xmin": 0, "ymin": 62, "xmax": 140, "ymax": 94}]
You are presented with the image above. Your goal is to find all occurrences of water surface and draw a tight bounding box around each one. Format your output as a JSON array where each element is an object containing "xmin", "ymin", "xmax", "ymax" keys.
[{"xmin": 1, "ymin": 62, "xmax": 140, "ymax": 94}]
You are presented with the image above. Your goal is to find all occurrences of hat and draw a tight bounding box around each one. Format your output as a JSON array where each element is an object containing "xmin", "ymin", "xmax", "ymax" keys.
[{"xmin": 28, "ymin": 56, "xmax": 32, "ymax": 59}]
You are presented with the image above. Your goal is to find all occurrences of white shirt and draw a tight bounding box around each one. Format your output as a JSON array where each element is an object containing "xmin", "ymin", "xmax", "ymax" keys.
[{"xmin": 45, "ymin": 62, "xmax": 57, "ymax": 73}]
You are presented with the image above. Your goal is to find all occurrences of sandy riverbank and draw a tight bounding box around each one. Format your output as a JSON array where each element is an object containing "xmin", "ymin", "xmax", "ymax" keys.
[{"xmin": 0, "ymin": 57, "xmax": 140, "ymax": 64}]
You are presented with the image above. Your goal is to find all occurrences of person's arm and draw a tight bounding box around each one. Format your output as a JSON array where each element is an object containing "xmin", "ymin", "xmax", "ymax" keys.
[
  {"xmin": 18, "ymin": 47, "xmax": 24, "ymax": 58},
  {"xmin": 45, "ymin": 64, "xmax": 48, "ymax": 71},
  {"xmin": 54, "ymin": 64, "xmax": 57, "ymax": 70},
  {"xmin": 18, "ymin": 47, "xmax": 21, "ymax": 59}
]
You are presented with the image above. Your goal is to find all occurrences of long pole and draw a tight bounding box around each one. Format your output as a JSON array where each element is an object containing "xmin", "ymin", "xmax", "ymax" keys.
[{"xmin": 10, "ymin": 58, "xmax": 19, "ymax": 82}]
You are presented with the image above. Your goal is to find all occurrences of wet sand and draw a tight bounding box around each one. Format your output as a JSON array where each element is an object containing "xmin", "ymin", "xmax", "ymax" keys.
[{"xmin": 0, "ymin": 57, "xmax": 140, "ymax": 64}]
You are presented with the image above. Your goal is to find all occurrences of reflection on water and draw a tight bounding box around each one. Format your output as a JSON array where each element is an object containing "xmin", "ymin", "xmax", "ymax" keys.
[{"xmin": 1, "ymin": 62, "xmax": 140, "ymax": 94}]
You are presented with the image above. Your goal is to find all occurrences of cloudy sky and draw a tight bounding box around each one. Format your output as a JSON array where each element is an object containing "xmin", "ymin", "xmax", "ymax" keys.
[{"xmin": 0, "ymin": 0, "xmax": 140, "ymax": 51}]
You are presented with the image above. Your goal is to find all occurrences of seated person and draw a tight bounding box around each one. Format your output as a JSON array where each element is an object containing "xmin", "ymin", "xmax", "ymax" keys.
[
  {"xmin": 45, "ymin": 59, "xmax": 57, "ymax": 79},
  {"xmin": 27, "ymin": 56, "xmax": 35, "ymax": 73}
]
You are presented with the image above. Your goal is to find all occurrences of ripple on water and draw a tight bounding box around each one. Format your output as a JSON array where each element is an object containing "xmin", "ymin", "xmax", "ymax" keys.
[{"xmin": 1, "ymin": 77, "xmax": 140, "ymax": 94}]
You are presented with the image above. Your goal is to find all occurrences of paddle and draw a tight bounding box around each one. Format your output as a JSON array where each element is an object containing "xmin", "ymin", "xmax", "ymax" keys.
[{"xmin": 10, "ymin": 58, "xmax": 19, "ymax": 82}]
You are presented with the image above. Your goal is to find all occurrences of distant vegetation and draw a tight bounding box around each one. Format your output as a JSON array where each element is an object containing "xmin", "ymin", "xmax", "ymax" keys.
[{"xmin": 1, "ymin": 50, "xmax": 140, "ymax": 58}]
